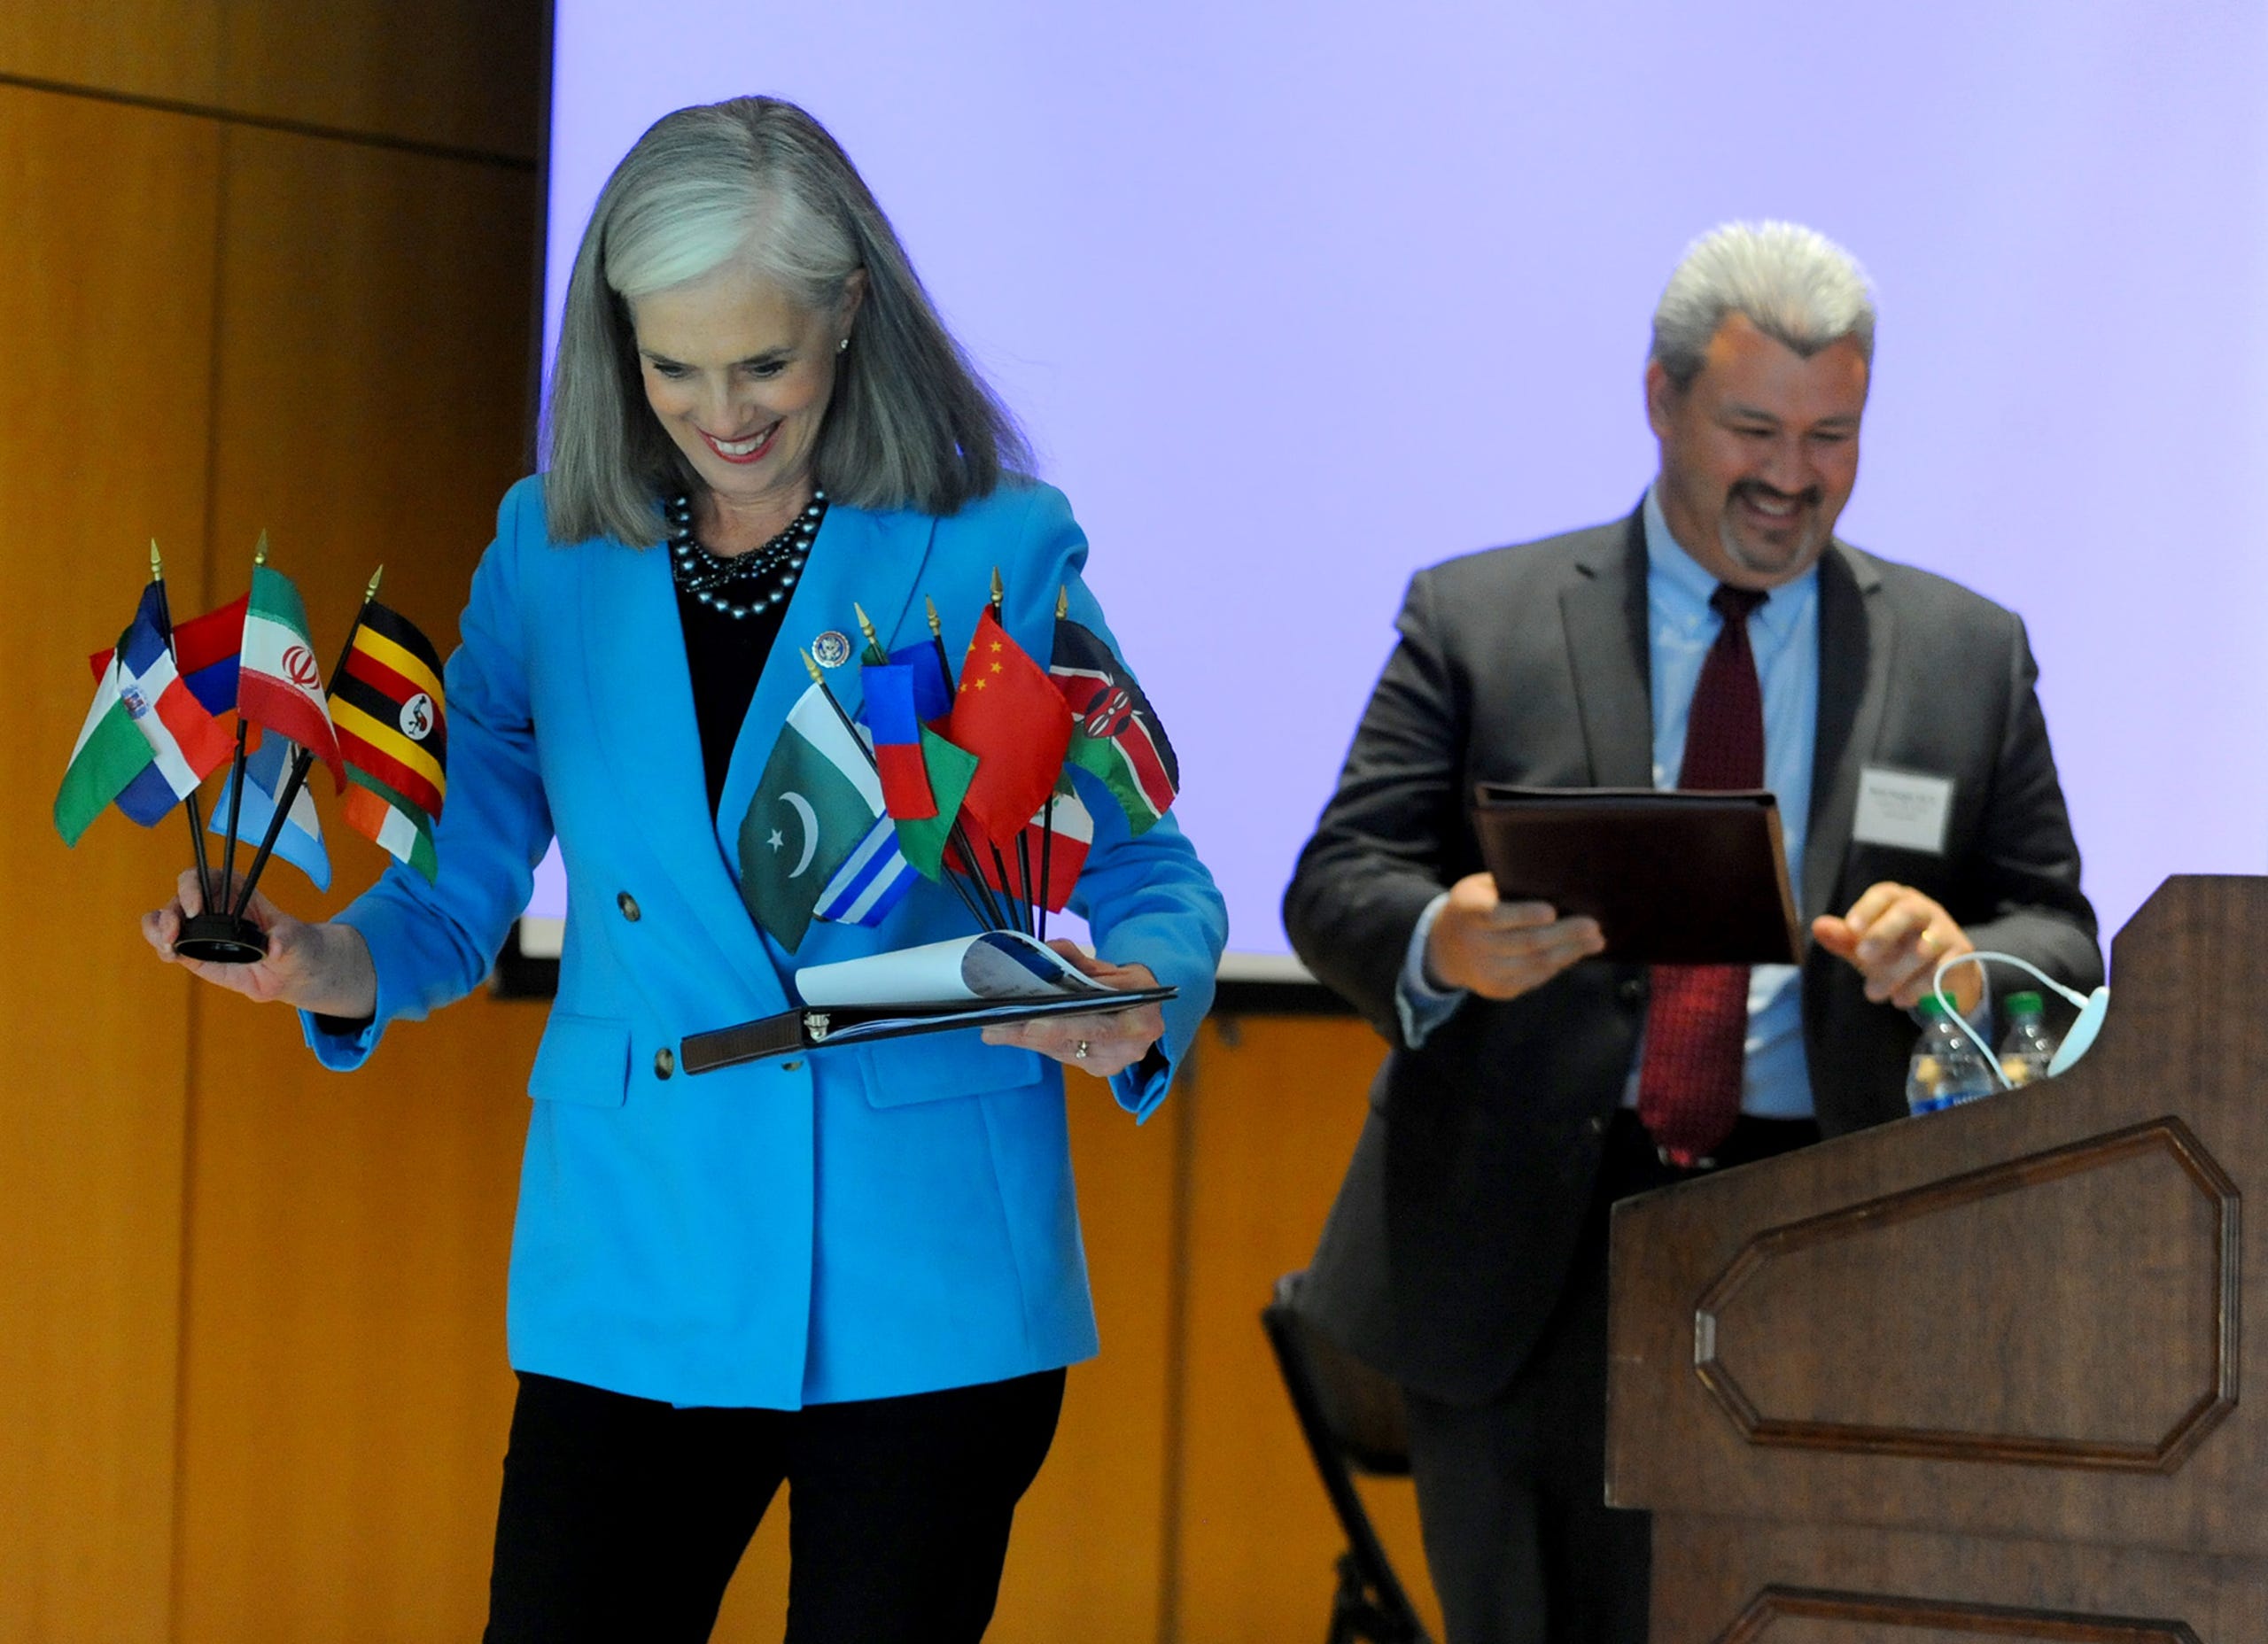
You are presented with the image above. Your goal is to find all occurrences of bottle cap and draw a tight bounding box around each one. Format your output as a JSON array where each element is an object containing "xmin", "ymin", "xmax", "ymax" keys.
[
  {"xmin": 1915, "ymin": 994, "xmax": 1950, "ymax": 1020},
  {"xmin": 2006, "ymin": 990, "xmax": 2044, "ymax": 1016}
]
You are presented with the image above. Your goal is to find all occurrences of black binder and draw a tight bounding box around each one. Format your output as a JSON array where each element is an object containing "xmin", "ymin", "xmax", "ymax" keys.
[
  {"xmin": 1469, "ymin": 785, "xmax": 1802, "ymax": 965},
  {"xmin": 680, "ymin": 986, "xmax": 1178, "ymax": 1075}
]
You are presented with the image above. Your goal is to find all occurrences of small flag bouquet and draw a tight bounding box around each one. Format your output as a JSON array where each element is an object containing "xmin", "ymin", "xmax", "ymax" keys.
[
  {"xmin": 57, "ymin": 537, "xmax": 451, "ymax": 963},
  {"xmin": 737, "ymin": 571, "xmax": 1181, "ymax": 957}
]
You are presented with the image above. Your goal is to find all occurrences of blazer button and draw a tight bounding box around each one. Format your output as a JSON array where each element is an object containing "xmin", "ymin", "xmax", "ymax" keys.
[
  {"xmin": 1588, "ymin": 1113, "xmax": 1611, "ymax": 1136},
  {"xmin": 1619, "ymin": 977, "xmax": 1648, "ymax": 1004},
  {"xmin": 654, "ymin": 1048, "xmax": 675, "ymax": 1079},
  {"xmin": 617, "ymin": 891, "xmax": 641, "ymax": 922}
]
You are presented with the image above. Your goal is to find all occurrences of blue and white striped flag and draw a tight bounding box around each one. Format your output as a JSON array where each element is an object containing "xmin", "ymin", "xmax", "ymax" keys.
[
  {"xmin": 211, "ymin": 733, "xmax": 331, "ymax": 890},
  {"xmin": 816, "ymin": 814, "xmax": 918, "ymax": 927}
]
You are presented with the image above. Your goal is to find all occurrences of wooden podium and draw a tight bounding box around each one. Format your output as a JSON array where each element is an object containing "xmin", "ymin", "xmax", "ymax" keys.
[{"xmin": 1606, "ymin": 876, "xmax": 2267, "ymax": 1640}]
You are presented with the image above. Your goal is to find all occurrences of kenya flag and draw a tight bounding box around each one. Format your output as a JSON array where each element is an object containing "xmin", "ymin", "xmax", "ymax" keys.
[{"xmin": 1049, "ymin": 619, "xmax": 1178, "ymax": 834}]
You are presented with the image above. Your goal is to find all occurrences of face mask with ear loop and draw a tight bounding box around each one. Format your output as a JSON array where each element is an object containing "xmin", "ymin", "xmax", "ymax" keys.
[{"xmin": 1928, "ymin": 951, "xmax": 2111, "ymax": 1092}]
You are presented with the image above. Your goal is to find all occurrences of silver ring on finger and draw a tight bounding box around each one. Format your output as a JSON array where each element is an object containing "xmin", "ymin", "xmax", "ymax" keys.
[{"xmin": 1074, "ymin": 1040, "xmax": 1091, "ymax": 1060}]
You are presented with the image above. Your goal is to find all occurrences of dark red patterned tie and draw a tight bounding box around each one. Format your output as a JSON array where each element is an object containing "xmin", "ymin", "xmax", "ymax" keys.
[{"xmin": 1637, "ymin": 584, "xmax": 1768, "ymax": 1165}]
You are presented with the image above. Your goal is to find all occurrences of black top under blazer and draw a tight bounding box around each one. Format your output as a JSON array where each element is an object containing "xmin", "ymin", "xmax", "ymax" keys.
[{"xmin": 1285, "ymin": 509, "xmax": 2102, "ymax": 1405}]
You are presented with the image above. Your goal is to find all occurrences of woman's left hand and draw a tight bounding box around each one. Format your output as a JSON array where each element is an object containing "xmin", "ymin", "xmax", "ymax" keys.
[{"xmin": 981, "ymin": 941, "xmax": 1163, "ymax": 1077}]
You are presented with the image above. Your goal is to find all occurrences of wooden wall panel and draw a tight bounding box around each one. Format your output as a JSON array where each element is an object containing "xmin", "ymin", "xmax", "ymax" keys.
[
  {"xmin": 220, "ymin": 0, "xmax": 545, "ymax": 159},
  {"xmin": 992, "ymin": 1071, "xmax": 1178, "ymax": 1643},
  {"xmin": 0, "ymin": 86, "xmax": 221, "ymax": 1644},
  {"xmin": 171, "ymin": 125, "xmax": 542, "ymax": 1643},
  {"xmin": 1171, "ymin": 1017, "xmax": 1445, "ymax": 1642},
  {"xmin": 0, "ymin": 0, "xmax": 221, "ymax": 106}
]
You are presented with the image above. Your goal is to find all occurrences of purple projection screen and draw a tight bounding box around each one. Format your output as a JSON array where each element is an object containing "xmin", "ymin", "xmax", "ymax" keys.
[{"xmin": 523, "ymin": 0, "xmax": 2268, "ymax": 970}]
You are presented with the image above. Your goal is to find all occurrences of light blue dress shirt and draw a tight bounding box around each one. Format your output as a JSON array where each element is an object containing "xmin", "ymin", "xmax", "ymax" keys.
[{"xmin": 1398, "ymin": 485, "xmax": 1821, "ymax": 1119}]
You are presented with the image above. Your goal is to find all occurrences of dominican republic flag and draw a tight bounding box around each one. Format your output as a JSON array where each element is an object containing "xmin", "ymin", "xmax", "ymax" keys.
[
  {"xmin": 117, "ymin": 589, "xmax": 237, "ymax": 789},
  {"xmin": 861, "ymin": 661, "xmax": 937, "ymax": 818},
  {"xmin": 90, "ymin": 592, "xmax": 246, "ymax": 716},
  {"xmin": 212, "ymin": 733, "xmax": 331, "ymax": 890},
  {"xmin": 57, "ymin": 584, "xmax": 237, "ymax": 843},
  {"xmin": 240, "ymin": 562, "xmax": 344, "ymax": 790},
  {"xmin": 740, "ymin": 685, "xmax": 916, "ymax": 949},
  {"xmin": 330, "ymin": 601, "xmax": 447, "ymax": 882},
  {"xmin": 953, "ymin": 787, "xmax": 1094, "ymax": 912},
  {"xmin": 1049, "ymin": 617, "xmax": 1179, "ymax": 834}
]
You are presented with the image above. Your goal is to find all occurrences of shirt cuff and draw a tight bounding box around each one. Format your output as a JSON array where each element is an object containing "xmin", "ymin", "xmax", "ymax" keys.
[{"xmin": 1395, "ymin": 891, "xmax": 1467, "ymax": 1049}]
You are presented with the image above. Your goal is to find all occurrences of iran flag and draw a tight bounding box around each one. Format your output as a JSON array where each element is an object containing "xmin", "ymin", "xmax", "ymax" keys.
[{"xmin": 239, "ymin": 562, "xmax": 344, "ymax": 790}]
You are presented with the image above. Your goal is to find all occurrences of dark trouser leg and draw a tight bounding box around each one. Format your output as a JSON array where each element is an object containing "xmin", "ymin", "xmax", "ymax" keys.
[
  {"xmin": 783, "ymin": 1368, "xmax": 1067, "ymax": 1644},
  {"xmin": 1405, "ymin": 1114, "xmax": 1817, "ymax": 1644},
  {"xmin": 484, "ymin": 1371, "xmax": 785, "ymax": 1644},
  {"xmin": 1402, "ymin": 1229, "xmax": 1646, "ymax": 1644}
]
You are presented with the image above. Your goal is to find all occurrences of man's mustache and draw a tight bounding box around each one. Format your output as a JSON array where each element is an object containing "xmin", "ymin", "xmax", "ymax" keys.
[{"xmin": 1730, "ymin": 480, "xmax": 1823, "ymax": 510}]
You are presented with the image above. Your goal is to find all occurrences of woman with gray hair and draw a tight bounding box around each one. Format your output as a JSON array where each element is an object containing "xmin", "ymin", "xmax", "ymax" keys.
[{"xmin": 144, "ymin": 95, "xmax": 1226, "ymax": 1640}]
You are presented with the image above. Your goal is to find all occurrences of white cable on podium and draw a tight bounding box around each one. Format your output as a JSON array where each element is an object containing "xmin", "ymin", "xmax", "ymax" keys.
[{"xmin": 1928, "ymin": 950, "xmax": 2111, "ymax": 1093}]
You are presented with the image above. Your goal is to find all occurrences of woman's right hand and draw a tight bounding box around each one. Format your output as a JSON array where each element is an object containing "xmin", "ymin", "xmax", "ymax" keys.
[{"xmin": 143, "ymin": 868, "xmax": 378, "ymax": 1018}]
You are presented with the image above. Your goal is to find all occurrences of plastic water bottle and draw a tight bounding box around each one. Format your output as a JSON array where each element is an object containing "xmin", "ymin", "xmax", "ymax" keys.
[
  {"xmin": 1905, "ymin": 995, "xmax": 1997, "ymax": 1114},
  {"xmin": 1997, "ymin": 990, "xmax": 2059, "ymax": 1087}
]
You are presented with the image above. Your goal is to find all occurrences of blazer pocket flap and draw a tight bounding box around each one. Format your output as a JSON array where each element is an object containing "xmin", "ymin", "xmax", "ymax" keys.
[
  {"xmin": 856, "ymin": 1030, "xmax": 1047, "ymax": 1109},
  {"xmin": 528, "ymin": 1012, "xmax": 631, "ymax": 1108}
]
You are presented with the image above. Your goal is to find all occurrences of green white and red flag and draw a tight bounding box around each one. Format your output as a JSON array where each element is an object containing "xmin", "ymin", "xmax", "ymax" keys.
[
  {"xmin": 238, "ymin": 562, "xmax": 344, "ymax": 790},
  {"xmin": 953, "ymin": 787, "xmax": 1093, "ymax": 911},
  {"xmin": 1049, "ymin": 618, "xmax": 1179, "ymax": 834}
]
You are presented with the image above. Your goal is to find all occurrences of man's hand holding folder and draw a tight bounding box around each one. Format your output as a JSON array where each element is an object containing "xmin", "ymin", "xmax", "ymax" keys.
[{"xmin": 1426, "ymin": 873, "xmax": 1606, "ymax": 1002}]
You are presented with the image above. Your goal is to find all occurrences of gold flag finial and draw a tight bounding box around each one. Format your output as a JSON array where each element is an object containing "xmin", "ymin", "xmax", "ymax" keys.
[
  {"xmin": 253, "ymin": 529, "xmax": 269, "ymax": 567},
  {"xmin": 925, "ymin": 595, "xmax": 943, "ymax": 638},
  {"xmin": 1056, "ymin": 585, "xmax": 1068, "ymax": 621},
  {"xmin": 365, "ymin": 565, "xmax": 384, "ymax": 602},
  {"xmin": 800, "ymin": 648, "xmax": 824, "ymax": 685},
  {"xmin": 149, "ymin": 539, "xmax": 163, "ymax": 582},
  {"xmin": 853, "ymin": 602, "xmax": 881, "ymax": 648},
  {"xmin": 989, "ymin": 566, "xmax": 1004, "ymax": 609}
]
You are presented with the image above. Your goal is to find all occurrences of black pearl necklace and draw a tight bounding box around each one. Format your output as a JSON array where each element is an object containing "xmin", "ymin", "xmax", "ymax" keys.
[{"xmin": 667, "ymin": 490, "xmax": 826, "ymax": 620}]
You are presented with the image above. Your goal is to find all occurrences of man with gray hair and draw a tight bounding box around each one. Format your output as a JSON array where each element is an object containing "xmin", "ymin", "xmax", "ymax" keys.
[{"xmin": 1285, "ymin": 222, "xmax": 2099, "ymax": 1641}]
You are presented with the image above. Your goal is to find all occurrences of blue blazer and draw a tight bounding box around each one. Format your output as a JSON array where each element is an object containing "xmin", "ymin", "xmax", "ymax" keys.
[{"xmin": 304, "ymin": 476, "xmax": 1227, "ymax": 1408}]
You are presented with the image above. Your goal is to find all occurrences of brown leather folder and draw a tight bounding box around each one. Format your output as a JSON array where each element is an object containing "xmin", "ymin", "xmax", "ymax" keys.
[{"xmin": 1470, "ymin": 785, "xmax": 1802, "ymax": 965}]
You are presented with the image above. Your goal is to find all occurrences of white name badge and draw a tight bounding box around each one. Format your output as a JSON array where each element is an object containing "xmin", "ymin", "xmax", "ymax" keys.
[{"xmin": 1852, "ymin": 765, "xmax": 1953, "ymax": 855}]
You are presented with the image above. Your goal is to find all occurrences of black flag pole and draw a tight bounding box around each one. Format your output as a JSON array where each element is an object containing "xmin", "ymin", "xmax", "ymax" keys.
[
  {"xmin": 1037, "ymin": 585, "xmax": 1071, "ymax": 944},
  {"xmin": 230, "ymin": 564, "xmax": 381, "ymax": 923},
  {"xmin": 799, "ymin": 648, "xmax": 995, "ymax": 933},
  {"xmin": 214, "ymin": 531, "xmax": 270, "ymax": 903},
  {"xmin": 917, "ymin": 596, "xmax": 1012, "ymax": 930},
  {"xmin": 972, "ymin": 570, "xmax": 1032, "ymax": 935},
  {"xmin": 146, "ymin": 542, "xmax": 217, "ymax": 911}
]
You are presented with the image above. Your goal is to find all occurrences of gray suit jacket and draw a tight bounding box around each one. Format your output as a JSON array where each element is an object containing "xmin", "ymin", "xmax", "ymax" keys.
[{"xmin": 1285, "ymin": 509, "xmax": 2101, "ymax": 1405}]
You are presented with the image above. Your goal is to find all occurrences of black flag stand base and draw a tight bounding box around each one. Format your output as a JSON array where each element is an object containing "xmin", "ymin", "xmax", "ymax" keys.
[{"xmin": 175, "ymin": 909, "xmax": 268, "ymax": 964}]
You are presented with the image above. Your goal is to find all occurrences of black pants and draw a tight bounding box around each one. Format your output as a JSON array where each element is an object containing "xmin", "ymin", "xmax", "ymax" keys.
[
  {"xmin": 484, "ymin": 1366, "xmax": 1067, "ymax": 1643},
  {"xmin": 1404, "ymin": 1111, "xmax": 1818, "ymax": 1644}
]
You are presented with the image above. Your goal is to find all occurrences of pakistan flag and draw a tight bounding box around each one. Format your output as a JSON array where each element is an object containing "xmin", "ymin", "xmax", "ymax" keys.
[{"xmin": 741, "ymin": 685, "xmax": 886, "ymax": 950}]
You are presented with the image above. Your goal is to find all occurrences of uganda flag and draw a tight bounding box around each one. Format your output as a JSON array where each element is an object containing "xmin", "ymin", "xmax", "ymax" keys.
[{"xmin": 330, "ymin": 601, "xmax": 447, "ymax": 881}]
